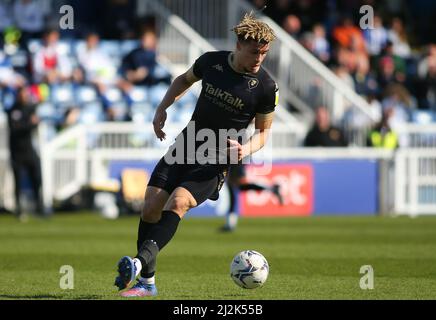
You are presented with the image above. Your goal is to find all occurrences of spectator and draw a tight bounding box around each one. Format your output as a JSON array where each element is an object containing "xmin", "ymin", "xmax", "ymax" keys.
[
  {"xmin": 388, "ymin": 17, "xmax": 412, "ymax": 59},
  {"xmin": 13, "ymin": 0, "xmax": 47, "ymax": 45},
  {"xmin": 32, "ymin": 29, "xmax": 73, "ymax": 84},
  {"xmin": 311, "ymin": 23, "xmax": 330, "ymax": 63},
  {"xmin": 332, "ymin": 16, "xmax": 366, "ymax": 53},
  {"xmin": 364, "ymin": 14, "xmax": 388, "ymax": 57},
  {"xmin": 119, "ymin": 29, "xmax": 171, "ymax": 90},
  {"xmin": 381, "ymin": 83, "xmax": 413, "ymax": 130},
  {"xmin": 6, "ymin": 86, "xmax": 44, "ymax": 220},
  {"xmin": 0, "ymin": 50, "xmax": 26, "ymax": 90},
  {"xmin": 333, "ymin": 65, "xmax": 355, "ymax": 90},
  {"xmin": 282, "ymin": 14, "xmax": 302, "ymax": 40},
  {"xmin": 353, "ymin": 54, "xmax": 379, "ymax": 96},
  {"xmin": 367, "ymin": 107, "xmax": 399, "ymax": 150},
  {"xmin": 377, "ymin": 56, "xmax": 404, "ymax": 91},
  {"xmin": 421, "ymin": 57, "xmax": 436, "ymax": 111},
  {"xmin": 304, "ymin": 106, "xmax": 348, "ymax": 147}
]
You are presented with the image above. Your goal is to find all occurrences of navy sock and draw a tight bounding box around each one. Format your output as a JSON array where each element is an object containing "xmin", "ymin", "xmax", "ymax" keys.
[
  {"xmin": 239, "ymin": 183, "xmax": 268, "ymax": 192},
  {"xmin": 136, "ymin": 211, "xmax": 181, "ymax": 278}
]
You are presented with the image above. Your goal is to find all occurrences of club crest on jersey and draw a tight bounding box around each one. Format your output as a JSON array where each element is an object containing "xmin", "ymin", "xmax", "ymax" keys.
[
  {"xmin": 212, "ymin": 64, "xmax": 224, "ymax": 72},
  {"xmin": 248, "ymin": 79, "xmax": 259, "ymax": 90}
]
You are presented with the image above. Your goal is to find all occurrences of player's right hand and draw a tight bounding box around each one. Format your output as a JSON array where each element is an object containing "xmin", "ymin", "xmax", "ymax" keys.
[{"xmin": 153, "ymin": 108, "xmax": 167, "ymax": 141}]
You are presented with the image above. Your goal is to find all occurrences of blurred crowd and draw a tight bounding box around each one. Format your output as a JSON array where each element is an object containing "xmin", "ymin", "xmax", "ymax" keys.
[
  {"xmin": 1, "ymin": 0, "xmax": 436, "ymax": 150},
  {"xmin": 250, "ymin": 0, "xmax": 436, "ymax": 147},
  {"xmin": 0, "ymin": 0, "xmax": 183, "ymax": 136}
]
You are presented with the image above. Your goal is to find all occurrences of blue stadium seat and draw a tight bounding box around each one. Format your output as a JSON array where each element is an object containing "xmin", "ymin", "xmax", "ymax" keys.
[
  {"xmin": 148, "ymin": 83, "xmax": 169, "ymax": 108},
  {"xmin": 412, "ymin": 110, "xmax": 435, "ymax": 124},
  {"xmin": 75, "ymin": 86, "xmax": 99, "ymax": 105},
  {"xmin": 131, "ymin": 102, "xmax": 153, "ymax": 123},
  {"xmin": 120, "ymin": 40, "xmax": 138, "ymax": 56},
  {"xmin": 79, "ymin": 102, "xmax": 105, "ymax": 125},
  {"xmin": 36, "ymin": 102, "xmax": 58, "ymax": 122},
  {"xmin": 129, "ymin": 86, "xmax": 149, "ymax": 103},
  {"xmin": 51, "ymin": 84, "xmax": 75, "ymax": 108},
  {"xmin": 100, "ymin": 41, "xmax": 122, "ymax": 60}
]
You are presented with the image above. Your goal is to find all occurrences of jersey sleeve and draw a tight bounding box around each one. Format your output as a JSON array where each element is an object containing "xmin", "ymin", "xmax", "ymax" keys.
[
  {"xmin": 256, "ymin": 79, "xmax": 279, "ymax": 114},
  {"xmin": 192, "ymin": 52, "xmax": 214, "ymax": 79}
]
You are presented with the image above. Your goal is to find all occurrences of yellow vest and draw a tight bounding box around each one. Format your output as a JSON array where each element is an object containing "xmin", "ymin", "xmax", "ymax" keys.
[{"xmin": 370, "ymin": 131, "xmax": 398, "ymax": 149}]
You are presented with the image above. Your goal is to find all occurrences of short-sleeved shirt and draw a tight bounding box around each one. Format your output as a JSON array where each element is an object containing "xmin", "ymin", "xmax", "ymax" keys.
[{"xmin": 170, "ymin": 51, "xmax": 279, "ymax": 164}]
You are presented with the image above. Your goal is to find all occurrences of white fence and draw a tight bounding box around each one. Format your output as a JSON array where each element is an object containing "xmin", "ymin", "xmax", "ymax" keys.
[{"xmin": 2, "ymin": 117, "xmax": 436, "ymax": 216}]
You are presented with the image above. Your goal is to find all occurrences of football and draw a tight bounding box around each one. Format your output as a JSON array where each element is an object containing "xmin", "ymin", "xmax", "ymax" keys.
[{"xmin": 230, "ymin": 250, "xmax": 269, "ymax": 289}]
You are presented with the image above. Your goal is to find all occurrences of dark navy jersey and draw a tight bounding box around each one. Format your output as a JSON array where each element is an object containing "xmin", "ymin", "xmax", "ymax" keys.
[
  {"xmin": 170, "ymin": 51, "xmax": 279, "ymax": 164},
  {"xmin": 191, "ymin": 51, "xmax": 278, "ymax": 132}
]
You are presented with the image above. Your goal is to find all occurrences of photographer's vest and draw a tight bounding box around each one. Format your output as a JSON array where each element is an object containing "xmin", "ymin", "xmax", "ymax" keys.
[{"xmin": 370, "ymin": 131, "xmax": 398, "ymax": 149}]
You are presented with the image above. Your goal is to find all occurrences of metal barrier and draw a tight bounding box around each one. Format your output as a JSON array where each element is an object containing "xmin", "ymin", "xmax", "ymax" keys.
[{"xmin": 395, "ymin": 149, "xmax": 436, "ymax": 216}]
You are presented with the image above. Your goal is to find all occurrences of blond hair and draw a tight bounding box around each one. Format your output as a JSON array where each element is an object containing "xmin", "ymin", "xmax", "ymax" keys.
[{"xmin": 232, "ymin": 12, "xmax": 276, "ymax": 44}]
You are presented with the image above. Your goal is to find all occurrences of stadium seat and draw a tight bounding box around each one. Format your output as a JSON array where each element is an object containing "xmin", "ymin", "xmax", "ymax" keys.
[
  {"xmin": 36, "ymin": 102, "xmax": 58, "ymax": 122},
  {"xmin": 129, "ymin": 86, "xmax": 148, "ymax": 103},
  {"xmin": 148, "ymin": 83, "xmax": 169, "ymax": 107},
  {"xmin": 120, "ymin": 40, "xmax": 138, "ymax": 56},
  {"xmin": 131, "ymin": 102, "xmax": 153, "ymax": 123},
  {"xmin": 412, "ymin": 110, "xmax": 435, "ymax": 124},
  {"xmin": 75, "ymin": 86, "xmax": 99, "ymax": 105},
  {"xmin": 51, "ymin": 84, "xmax": 75, "ymax": 108},
  {"xmin": 79, "ymin": 102, "xmax": 105, "ymax": 125}
]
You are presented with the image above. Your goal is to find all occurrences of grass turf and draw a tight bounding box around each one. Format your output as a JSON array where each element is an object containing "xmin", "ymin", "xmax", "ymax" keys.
[{"xmin": 0, "ymin": 212, "xmax": 436, "ymax": 300}]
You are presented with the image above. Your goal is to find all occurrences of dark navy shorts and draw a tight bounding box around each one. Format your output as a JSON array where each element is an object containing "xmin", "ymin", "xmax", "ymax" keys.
[{"xmin": 148, "ymin": 157, "xmax": 228, "ymax": 205}]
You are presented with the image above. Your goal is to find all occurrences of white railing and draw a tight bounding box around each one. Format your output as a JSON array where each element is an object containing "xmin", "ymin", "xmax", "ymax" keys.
[
  {"xmin": 395, "ymin": 149, "xmax": 436, "ymax": 216},
  {"xmin": 157, "ymin": 0, "xmax": 376, "ymax": 126}
]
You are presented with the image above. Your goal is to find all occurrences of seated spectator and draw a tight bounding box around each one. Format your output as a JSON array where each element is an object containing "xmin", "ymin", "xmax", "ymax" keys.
[
  {"xmin": 353, "ymin": 54, "xmax": 379, "ymax": 96},
  {"xmin": 77, "ymin": 32, "xmax": 118, "ymax": 88},
  {"xmin": 282, "ymin": 14, "xmax": 302, "ymax": 40},
  {"xmin": 363, "ymin": 14, "xmax": 388, "ymax": 57},
  {"xmin": 343, "ymin": 94, "xmax": 382, "ymax": 132},
  {"xmin": 119, "ymin": 29, "xmax": 171, "ymax": 90},
  {"xmin": 311, "ymin": 24, "xmax": 330, "ymax": 63},
  {"xmin": 377, "ymin": 56, "xmax": 405, "ymax": 91},
  {"xmin": 0, "ymin": 51, "xmax": 26, "ymax": 90},
  {"xmin": 332, "ymin": 16, "xmax": 366, "ymax": 53},
  {"xmin": 367, "ymin": 107, "xmax": 399, "ymax": 150},
  {"xmin": 418, "ymin": 44, "xmax": 436, "ymax": 79},
  {"xmin": 13, "ymin": 0, "xmax": 47, "ymax": 46},
  {"xmin": 421, "ymin": 58, "xmax": 436, "ymax": 111},
  {"xmin": 333, "ymin": 65, "xmax": 355, "ymax": 90},
  {"xmin": 381, "ymin": 83, "xmax": 413, "ymax": 129},
  {"xmin": 387, "ymin": 17, "xmax": 412, "ymax": 59},
  {"xmin": 304, "ymin": 106, "xmax": 348, "ymax": 147},
  {"xmin": 32, "ymin": 29, "xmax": 73, "ymax": 84}
]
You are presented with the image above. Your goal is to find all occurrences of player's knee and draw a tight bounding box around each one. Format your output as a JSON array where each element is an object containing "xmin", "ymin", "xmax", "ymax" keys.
[
  {"xmin": 141, "ymin": 202, "xmax": 161, "ymax": 223},
  {"xmin": 167, "ymin": 196, "xmax": 194, "ymax": 216}
]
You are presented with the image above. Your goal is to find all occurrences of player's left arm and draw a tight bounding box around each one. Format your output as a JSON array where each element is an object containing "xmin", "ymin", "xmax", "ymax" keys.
[{"xmin": 241, "ymin": 112, "xmax": 274, "ymax": 159}]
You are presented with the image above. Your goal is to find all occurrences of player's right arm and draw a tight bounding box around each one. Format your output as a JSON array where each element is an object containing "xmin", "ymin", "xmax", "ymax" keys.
[{"xmin": 153, "ymin": 67, "xmax": 200, "ymax": 141}]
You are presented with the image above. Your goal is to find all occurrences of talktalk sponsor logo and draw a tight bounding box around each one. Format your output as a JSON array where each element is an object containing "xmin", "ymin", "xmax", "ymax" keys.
[
  {"xmin": 204, "ymin": 83, "xmax": 244, "ymax": 110},
  {"xmin": 241, "ymin": 164, "xmax": 313, "ymax": 217}
]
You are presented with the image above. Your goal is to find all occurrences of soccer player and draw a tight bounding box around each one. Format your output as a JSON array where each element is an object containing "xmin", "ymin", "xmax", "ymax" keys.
[
  {"xmin": 114, "ymin": 12, "xmax": 279, "ymax": 297},
  {"xmin": 221, "ymin": 163, "xmax": 284, "ymax": 232}
]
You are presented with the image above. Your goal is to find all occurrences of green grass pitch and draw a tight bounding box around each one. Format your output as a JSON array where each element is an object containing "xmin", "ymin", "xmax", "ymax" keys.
[{"xmin": 0, "ymin": 212, "xmax": 436, "ymax": 300}]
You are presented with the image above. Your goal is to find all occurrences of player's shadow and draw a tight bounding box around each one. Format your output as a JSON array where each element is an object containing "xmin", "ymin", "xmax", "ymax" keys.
[{"xmin": 0, "ymin": 294, "xmax": 102, "ymax": 300}]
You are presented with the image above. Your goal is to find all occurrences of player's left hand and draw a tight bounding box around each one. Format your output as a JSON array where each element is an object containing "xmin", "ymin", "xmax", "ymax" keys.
[
  {"xmin": 153, "ymin": 108, "xmax": 167, "ymax": 141},
  {"xmin": 227, "ymin": 139, "xmax": 244, "ymax": 163}
]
